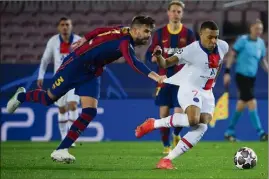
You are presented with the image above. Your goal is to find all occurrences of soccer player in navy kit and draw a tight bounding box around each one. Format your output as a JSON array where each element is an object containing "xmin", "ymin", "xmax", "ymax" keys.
[
  {"xmin": 7, "ymin": 16, "xmax": 166, "ymax": 163},
  {"xmin": 146, "ymin": 0, "xmax": 195, "ymax": 153}
]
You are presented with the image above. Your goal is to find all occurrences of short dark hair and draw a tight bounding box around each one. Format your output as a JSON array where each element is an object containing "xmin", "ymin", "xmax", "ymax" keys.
[
  {"xmin": 200, "ymin": 21, "xmax": 219, "ymax": 31},
  {"xmin": 168, "ymin": 0, "xmax": 185, "ymax": 10},
  {"xmin": 131, "ymin": 15, "xmax": 155, "ymax": 29},
  {"xmin": 58, "ymin": 17, "xmax": 71, "ymax": 25}
]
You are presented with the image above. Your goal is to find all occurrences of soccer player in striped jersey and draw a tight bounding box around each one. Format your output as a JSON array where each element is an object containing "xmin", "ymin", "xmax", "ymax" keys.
[
  {"xmin": 7, "ymin": 16, "xmax": 166, "ymax": 163},
  {"xmin": 146, "ymin": 0, "xmax": 195, "ymax": 154}
]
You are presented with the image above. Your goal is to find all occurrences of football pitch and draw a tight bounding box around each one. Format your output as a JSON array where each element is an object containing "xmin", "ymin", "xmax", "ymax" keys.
[{"xmin": 1, "ymin": 142, "xmax": 268, "ymax": 179}]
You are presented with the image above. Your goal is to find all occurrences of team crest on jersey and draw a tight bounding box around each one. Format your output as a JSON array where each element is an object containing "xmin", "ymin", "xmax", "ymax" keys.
[
  {"xmin": 175, "ymin": 48, "xmax": 183, "ymax": 55},
  {"xmin": 180, "ymin": 38, "xmax": 186, "ymax": 45},
  {"xmin": 193, "ymin": 97, "xmax": 199, "ymax": 103}
]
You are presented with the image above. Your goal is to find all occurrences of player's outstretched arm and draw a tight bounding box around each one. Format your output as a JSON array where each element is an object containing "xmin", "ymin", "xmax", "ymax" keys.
[
  {"xmin": 119, "ymin": 40, "xmax": 166, "ymax": 83},
  {"xmin": 153, "ymin": 46, "xmax": 179, "ymax": 68}
]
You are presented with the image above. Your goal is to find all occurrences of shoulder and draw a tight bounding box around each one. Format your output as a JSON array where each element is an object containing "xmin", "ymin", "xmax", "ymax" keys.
[
  {"xmin": 182, "ymin": 25, "xmax": 194, "ymax": 34},
  {"xmin": 176, "ymin": 41, "xmax": 198, "ymax": 54},
  {"xmin": 217, "ymin": 39, "xmax": 229, "ymax": 54},
  {"xmin": 48, "ymin": 35, "xmax": 59, "ymax": 43},
  {"xmin": 74, "ymin": 34, "xmax": 81, "ymax": 40},
  {"xmin": 236, "ymin": 35, "xmax": 248, "ymax": 42},
  {"xmin": 46, "ymin": 35, "xmax": 59, "ymax": 47},
  {"xmin": 258, "ymin": 37, "xmax": 266, "ymax": 46}
]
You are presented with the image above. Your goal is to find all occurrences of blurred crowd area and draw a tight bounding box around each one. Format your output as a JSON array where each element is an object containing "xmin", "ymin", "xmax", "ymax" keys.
[{"xmin": 0, "ymin": 1, "xmax": 268, "ymax": 64}]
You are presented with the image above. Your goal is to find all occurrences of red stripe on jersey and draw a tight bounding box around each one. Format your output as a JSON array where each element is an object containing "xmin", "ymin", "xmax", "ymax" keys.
[
  {"xmin": 182, "ymin": 138, "xmax": 193, "ymax": 148},
  {"xmin": 177, "ymin": 26, "xmax": 188, "ymax": 48},
  {"xmin": 75, "ymin": 31, "xmax": 128, "ymax": 57},
  {"xmin": 60, "ymin": 42, "xmax": 70, "ymax": 54},
  {"xmin": 158, "ymin": 26, "xmax": 170, "ymax": 77},
  {"xmin": 174, "ymin": 26, "xmax": 188, "ymax": 73}
]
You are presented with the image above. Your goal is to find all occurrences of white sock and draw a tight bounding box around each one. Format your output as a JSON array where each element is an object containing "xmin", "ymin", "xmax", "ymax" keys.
[
  {"xmin": 68, "ymin": 110, "xmax": 79, "ymax": 129},
  {"xmin": 58, "ymin": 113, "xmax": 68, "ymax": 140},
  {"xmin": 154, "ymin": 113, "xmax": 190, "ymax": 128},
  {"xmin": 164, "ymin": 123, "xmax": 208, "ymax": 160}
]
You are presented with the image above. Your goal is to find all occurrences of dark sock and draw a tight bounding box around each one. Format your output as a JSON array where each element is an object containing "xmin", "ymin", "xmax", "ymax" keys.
[
  {"xmin": 173, "ymin": 127, "xmax": 183, "ymax": 136},
  {"xmin": 160, "ymin": 127, "xmax": 170, "ymax": 147},
  {"xmin": 17, "ymin": 89, "xmax": 54, "ymax": 106},
  {"xmin": 57, "ymin": 108, "xmax": 97, "ymax": 150}
]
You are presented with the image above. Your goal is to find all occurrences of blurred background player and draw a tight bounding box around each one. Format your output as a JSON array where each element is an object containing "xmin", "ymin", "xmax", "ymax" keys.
[
  {"xmin": 37, "ymin": 17, "xmax": 81, "ymax": 146},
  {"xmin": 224, "ymin": 19, "xmax": 268, "ymax": 142},
  {"xmin": 145, "ymin": 0, "xmax": 195, "ymax": 154}
]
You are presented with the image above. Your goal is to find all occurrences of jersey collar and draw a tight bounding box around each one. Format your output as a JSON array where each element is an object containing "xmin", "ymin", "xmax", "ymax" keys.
[
  {"xmin": 199, "ymin": 40, "xmax": 218, "ymax": 55},
  {"xmin": 167, "ymin": 23, "xmax": 182, "ymax": 34},
  {"xmin": 59, "ymin": 33, "xmax": 74, "ymax": 44}
]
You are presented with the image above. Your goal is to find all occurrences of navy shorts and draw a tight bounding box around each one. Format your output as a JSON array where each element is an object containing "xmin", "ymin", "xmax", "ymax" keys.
[
  {"xmin": 49, "ymin": 52, "xmax": 101, "ymax": 100},
  {"xmin": 155, "ymin": 84, "xmax": 180, "ymax": 108}
]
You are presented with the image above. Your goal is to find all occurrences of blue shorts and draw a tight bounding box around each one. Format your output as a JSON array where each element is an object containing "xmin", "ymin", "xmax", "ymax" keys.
[
  {"xmin": 155, "ymin": 84, "xmax": 180, "ymax": 108},
  {"xmin": 49, "ymin": 52, "xmax": 101, "ymax": 100}
]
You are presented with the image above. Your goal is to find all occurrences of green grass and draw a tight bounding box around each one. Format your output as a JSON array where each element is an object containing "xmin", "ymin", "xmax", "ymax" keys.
[{"xmin": 1, "ymin": 142, "xmax": 268, "ymax": 179}]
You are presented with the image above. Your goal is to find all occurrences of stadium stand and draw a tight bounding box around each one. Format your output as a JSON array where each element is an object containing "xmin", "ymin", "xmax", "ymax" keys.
[{"xmin": 0, "ymin": 1, "xmax": 268, "ymax": 64}]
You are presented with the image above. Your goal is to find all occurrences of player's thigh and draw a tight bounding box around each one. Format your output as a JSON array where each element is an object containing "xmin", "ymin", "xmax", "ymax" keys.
[
  {"xmin": 171, "ymin": 85, "xmax": 183, "ymax": 113},
  {"xmin": 48, "ymin": 54, "xmax": 78, "ymax": 99},
  {"xmin": 177, "ymin": 85, "xmax": 202, "ymax": 113},
  {"xmin": 200, "ymin": 90, "xmax": 215, "ymax": 118},
  {"xmin": 155, "ymin": 86, "xmax": 173, "ymax": 108},
  {"xmin": 159, "ymin": 106, "xmax": 170, "ymax": 118},
  {"xmin": 75, "ymin": 77, "xmax": 101, "ymax": 108}
]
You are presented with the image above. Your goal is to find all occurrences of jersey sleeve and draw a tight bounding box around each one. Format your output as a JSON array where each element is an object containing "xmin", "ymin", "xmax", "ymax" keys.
[
  {"xmin": 84, "ymin": 26, "xmax": 121, "ymax": 41},
  {"xmin": 145, "ymin": 31, "xmax": 159, "ymax": 64},
  {"xmin": 233, "ymin": 36, "xmax": 245, "ymax": 53},
  {"xmin": 173, "ymin": 44, "xmax": 194, "ymax": 64},
  {"xmin": 119, "ymin": 40, "xmax": 152, "ymax": 76},
  {"xmin": 38, "ymin": 38, "xmax": 53, "ymax": 80}
]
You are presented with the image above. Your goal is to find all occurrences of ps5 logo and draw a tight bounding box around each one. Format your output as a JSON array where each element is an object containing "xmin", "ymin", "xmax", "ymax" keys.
[{"xmin": 1, "ymin": 107, "xmax": 105, "ymax": 142}]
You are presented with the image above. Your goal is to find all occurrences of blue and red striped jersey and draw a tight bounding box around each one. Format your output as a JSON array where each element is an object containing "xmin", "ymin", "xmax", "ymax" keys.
[
  {"xmin": 73, "ymin": 26, "xmax": 151, "ymax": 76},
  {"xmin": 146, "ymin": 24, "xmax": 195, "ymax": 86}
]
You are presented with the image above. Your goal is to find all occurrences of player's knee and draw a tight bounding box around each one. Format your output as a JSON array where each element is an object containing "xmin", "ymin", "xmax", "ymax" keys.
[
  {"xmin": 188, "ymin": 114, "xmax": 200, "ymax": 126},
  {"xmin": 58, "ymin": 106, "xmax": 66, "ymax": 114},
  {"xmin": 68, "ymin": 102, "xmax": 77, "ymax": 111}
]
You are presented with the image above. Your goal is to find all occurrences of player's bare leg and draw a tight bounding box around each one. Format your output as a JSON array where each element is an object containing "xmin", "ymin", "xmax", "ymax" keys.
[
  {"xmin": 51, "ymin": 96, "xmax": 98, "ymax": 163},
  {"xmin": 157, "ymin": 111, "xmax": 210, "ymax": 169},
  {"xmin": 58, "ymin": 106, "xmax": 68, "ymax": 141},
  {"xmin": 7, "ymin": 88, "xmax": 56, "ymax": 113},
  {"xmin": 172, "ymin": 107, "xmax": 183, "ymax": 147},
  {"xmin": 68, "ymin": 101, "xmax": 79, "ymax": 147},
  {"xmin": 159, "ymin": 106, "xmax": 172, "ymax": 154},
  {"xmin": 135, "ymin": 105, "xmax": 200, "ymax": 138}
]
